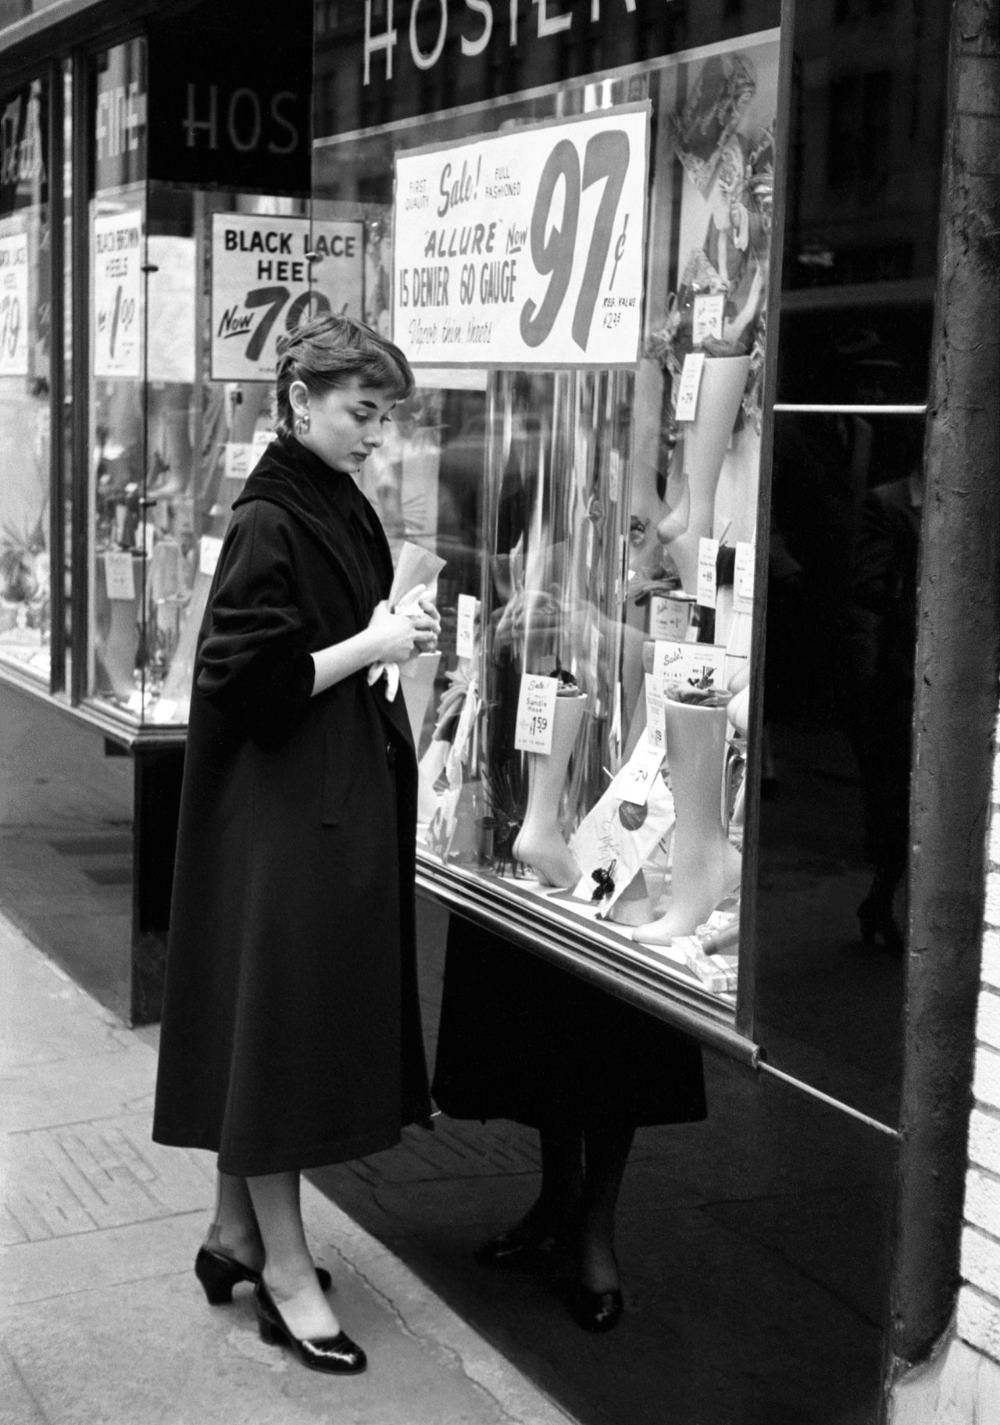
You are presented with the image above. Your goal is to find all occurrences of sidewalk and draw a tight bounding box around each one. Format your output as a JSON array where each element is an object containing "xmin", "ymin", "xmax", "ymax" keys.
[{"xmin": 0, "ymin": 911, "xmax": 575, "ymax": 1425}]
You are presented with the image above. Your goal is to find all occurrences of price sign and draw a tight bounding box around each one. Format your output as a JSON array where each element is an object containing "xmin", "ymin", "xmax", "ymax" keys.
[
  {"xmin": 210, "ymin": 215, "xmax": 364, "ymax": 380},
  {"xmin": 0, "ymin": 229, "xmax": 29, "ymax": 377},
  {"xmin": 734, "ymin": 540, "xmax": 755, "ymax": 614},
  {"xmin": 675, "ymin": 352, "xmax": 706, "ymax": 422},
  {"xmin": 455, "ymin": 593, "xmax": 478, "ymax": 660},
  {"xmin": 692, "ymin": 293, "xmax": 725, "ymax": 347},
  {"xmin": 514, "ymin": 674, "xmax": 559, "ymax": 755},
  {"xmin": 93, "ymin": 211, "xmax": 143, "ymax": 378},
  {"xmin": 697, "ymin": 537, "xmax": 719, "ymax": 609},
  {"xmin": 103, "ymin": 551, "xmax": 136, "ymax": 602},
  {"xmin": 644, "ymin": 672, "xmax": 665, "ymax": 752},
  {"xmin": 653, "ymin": 639, "xmax": 727, "ymax": 694},
  {"xmin": 609, "ymin": 738, "xmax": 664, "ymax": 808},
  {"xmin": 199, "ymin": 535, "xmax": 224, "ymax": 579},
  {"xmin": 393, "ymin": 104, "xmax": 650, "ymax": 368}
]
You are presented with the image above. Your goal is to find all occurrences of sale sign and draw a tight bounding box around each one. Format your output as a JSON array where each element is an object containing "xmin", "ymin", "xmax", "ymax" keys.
[
  {"xmin": 0, "ymin": 227, "xmax": 29, "ymax": 377},
  {"xmin": 210, "ymin": 214, "xmax": 364, "ymax": 381},
  {"xmin": 393, "ymin": 104, "xmax": 649, "ymax": 368},
  {"xmin": 93, "ymin": 210, "xmax": 143, "ymax": 378}
]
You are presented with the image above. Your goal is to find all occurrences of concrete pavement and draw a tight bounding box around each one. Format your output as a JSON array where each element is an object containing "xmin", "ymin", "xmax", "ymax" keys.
[{"xmin": 0, "ymin": 910, "xmax": 575, "ymax": 1425}]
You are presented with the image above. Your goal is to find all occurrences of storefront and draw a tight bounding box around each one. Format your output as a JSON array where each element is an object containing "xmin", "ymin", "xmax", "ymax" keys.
[{"xmin": 1, "ymin": 0, "xmax": 997, "ymax": 1417}]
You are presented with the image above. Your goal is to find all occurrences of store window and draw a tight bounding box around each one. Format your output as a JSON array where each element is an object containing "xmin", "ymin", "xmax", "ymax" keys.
[
  {"xmin": 313, "ymin": 12, "xmax": 782, "ymax": 1029},
  {"xmin": 0, "ymin": 75, "xmax": 51, "ymax": 682}
]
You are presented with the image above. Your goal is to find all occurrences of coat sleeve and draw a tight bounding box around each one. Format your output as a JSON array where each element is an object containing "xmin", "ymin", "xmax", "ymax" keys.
[{"xmin": 195, "ymin": 503, "xmax": 316, "ymax": 744}]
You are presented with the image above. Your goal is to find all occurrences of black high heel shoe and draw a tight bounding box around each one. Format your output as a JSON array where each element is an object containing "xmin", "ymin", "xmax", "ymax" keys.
[
  {"xmin": 195, "ymin": 1245, "xmax": 332, "ymax": 1305},
  {"xmin": 567, "ymin": 1283, "xmax": 623, "ymax": 1333},
  {"xmin": 474, "ymin": 1219, "xmax": 561, "ymax": 1268},
  {"xmin": 255, "ymin": 1280, "xmax": 366, "ymax": 1375}
]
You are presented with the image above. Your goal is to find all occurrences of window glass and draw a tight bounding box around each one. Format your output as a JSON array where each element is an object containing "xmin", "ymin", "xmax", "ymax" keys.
[
  {"xmin": 0, "ymin": 76, "xmax": 52, "ymax": 681},
  {"xmin": 314, "ymin": 31, "xmax": 782, "ymax": 1011}
]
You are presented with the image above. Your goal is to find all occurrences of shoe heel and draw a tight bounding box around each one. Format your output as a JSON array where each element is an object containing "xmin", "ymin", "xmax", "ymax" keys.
[
  {"xmin": 194, "ymin": 1247, "xmax": 237, "ymax": 1305},
  {"xmin": 258, "ymin": 1317, "xmax": 282, "ymax": 1346}
]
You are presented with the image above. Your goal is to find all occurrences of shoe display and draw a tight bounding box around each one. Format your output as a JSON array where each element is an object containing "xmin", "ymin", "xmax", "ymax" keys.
[
  {"xmin": 254, "ymin": 1280, "xmax": 367, "ymax": 1375},
  {"xmin": 194, "ymin": 1245, "xmax": 332, "ymax": 1305}
]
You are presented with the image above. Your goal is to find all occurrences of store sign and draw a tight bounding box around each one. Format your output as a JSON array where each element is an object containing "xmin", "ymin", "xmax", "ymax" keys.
[
  {"xmin": 0, "ymin": 228, "xmax": 29, "ymax": 376},
  {"xmin": 1, "ymin": 86, "xmax": 46, "ymax": 215},
  {"xmin": 92, "ymin": 211, "xmax": 143, "ymax": 378},
  {"xmin": 393, "ymin": 106, "xmax": 649, "ymax": 368},
  {"xmin": 210, "ymin": 214, "xmax": 364, "ymax": 380}
]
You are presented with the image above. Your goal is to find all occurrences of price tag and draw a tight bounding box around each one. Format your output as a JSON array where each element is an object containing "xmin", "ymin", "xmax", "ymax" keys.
[
  {"xmin": 0, "ymin": 231, "xmax": 29, "ymax": 377},
  {"xmin": 692, "ymin": 293, "xmax": 725, "ymax": 347},
  {"xmin": 697, "ymin": 537, "xmax": 719, "ymax": 609},
  {"xmin": 455, "ymin": 593, "xmax": 478, "ymax": 660},
  {"xmin": 649, "ymin": 593, "xmax": 695, "ymax": 641},
  {"xmin": 644, "ymin": 672, "xmax": 665, "ymax": 752},
  {"xmin": 653, "ymin": 639, "xmax": 726, "ymax": 693},
  {"xmin": 103, "ymin": 551, "xmax": 136, "ymax": 601},
  {"xmin": 225, "ymin": 442, "xmax": 253, "ymax": 482},
  {"xmin": 734, "ymin": 541, "xmax": 755, "ymax": 613},
  {"xmin": 92, "ymin": 210, "xmax": 143, "ymax": 378},
  {"xmin": 199, "ymin": 535, "xmax": 224, "ymax": 578},
  {"xmin": 609, "ymin": 738, "xmax": 664, "ymax": 807},
  {"xmin": 514, "ymin": 674, "xmax": 558, "ymax": 755},
  {"xmin": 674, "ymin": 352, "xmax": 706, "ymax": 422}
]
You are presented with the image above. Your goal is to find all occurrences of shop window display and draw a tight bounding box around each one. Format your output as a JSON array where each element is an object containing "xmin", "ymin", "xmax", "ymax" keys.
[
  {"xmin": 0, "ymin": 77, "xmax": 51, "ymax": 679},
  {"xmin": 314, "ymin": 33, "xmax": 780, "ymax": 1006}
]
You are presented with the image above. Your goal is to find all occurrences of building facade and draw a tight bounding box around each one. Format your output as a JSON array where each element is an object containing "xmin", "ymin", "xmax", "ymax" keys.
[{"xmin": 0, "ymin": 0, "xmax": 997, "ymax": 1418}]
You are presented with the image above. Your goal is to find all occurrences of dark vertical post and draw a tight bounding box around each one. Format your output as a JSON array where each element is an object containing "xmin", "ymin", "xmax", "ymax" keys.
[{"xmin": 891, "ymin": 0, "xmax": 1000, "ymax": 1370}]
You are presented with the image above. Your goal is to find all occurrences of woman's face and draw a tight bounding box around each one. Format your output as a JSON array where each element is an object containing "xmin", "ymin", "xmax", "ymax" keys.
[{"xmin": 290, "ymin": 376, "xmax": 397, "ymax": 475}]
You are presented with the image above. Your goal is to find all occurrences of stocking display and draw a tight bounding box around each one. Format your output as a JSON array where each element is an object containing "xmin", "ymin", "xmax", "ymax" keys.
[{"xmin": 513, "ymin": 692, "xmax": 587, "ymax": 888}]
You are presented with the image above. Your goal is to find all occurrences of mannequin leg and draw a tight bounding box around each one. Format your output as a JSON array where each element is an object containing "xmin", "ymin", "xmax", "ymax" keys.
[
  {"xmin": 633, "ymin": 698, "xmax": 741, "ymax": 944},
  {"xmin": 656, "ymin": 355, "xmax": 750, "ymax": 593},
  {"xmin": 400, "ymin": 651, "xmax": 441, "ymax": 746},
  {"xmin": 513, "ymin": 693, "xmax": 587, "ymax": 887},
  {"xmin": 247, "ymin": 1171, "xmax": 341, "ymax": 1340}
]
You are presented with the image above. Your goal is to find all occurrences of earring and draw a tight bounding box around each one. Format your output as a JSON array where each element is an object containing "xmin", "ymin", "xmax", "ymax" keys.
[{"xmin": 295, "ymin": 411, "xmax": 310, "ymax": 436}]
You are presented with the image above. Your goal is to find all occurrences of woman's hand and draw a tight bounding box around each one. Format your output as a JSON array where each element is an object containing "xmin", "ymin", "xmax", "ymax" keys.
[{"xmin": 366, "ymin": 598, "xmax": 439, "ymax": 664}]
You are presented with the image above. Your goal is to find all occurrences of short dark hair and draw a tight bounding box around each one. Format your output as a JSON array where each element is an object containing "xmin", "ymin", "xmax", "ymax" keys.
[{"xmin": 274, "ymin": 313, "xmax": 414, "ymax": 436}]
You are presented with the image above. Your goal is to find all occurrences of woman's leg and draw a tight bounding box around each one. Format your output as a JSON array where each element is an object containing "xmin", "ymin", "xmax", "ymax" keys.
[
  {"xmin": 247, "ymin": 1171, "xmax": 341, "ymax": 1340},
  {"xmin": 204, "ymin": 1171, "xmax": 264, "ymax": 1269},
  {"xmin": 476, "ymin": 1126, "xmax": 583, "ymax": 1262},
  {"xmin": 575, "ymin": 1125, "xmax": 634, "ymax": 1292}
]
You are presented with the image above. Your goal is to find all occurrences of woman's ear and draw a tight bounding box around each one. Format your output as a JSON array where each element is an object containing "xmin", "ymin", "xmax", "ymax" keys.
[{"xmin": 289, "ymin": 379, "xmax": 310, "ymax": 418}]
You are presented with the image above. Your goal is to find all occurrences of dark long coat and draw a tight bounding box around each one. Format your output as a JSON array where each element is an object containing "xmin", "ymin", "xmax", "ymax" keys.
[{"xmin": 152, "ymin": 435, "xmax": 430, "ymax": 1176}]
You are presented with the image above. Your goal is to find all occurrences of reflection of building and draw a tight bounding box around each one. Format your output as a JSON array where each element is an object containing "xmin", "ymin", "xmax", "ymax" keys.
[{"xmin": 0, "ymin": 1, "xmax": 998, "ymax": 1418}]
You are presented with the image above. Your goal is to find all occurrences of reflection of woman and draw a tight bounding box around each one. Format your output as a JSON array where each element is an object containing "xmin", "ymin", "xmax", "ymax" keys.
[
  {"xmin": 153, "ymin": 315, "xmax": 439, "ymax": 1374},
  {"xmin": 434, "ymin": 918, "xmax": 707, "ymax": 1332}
]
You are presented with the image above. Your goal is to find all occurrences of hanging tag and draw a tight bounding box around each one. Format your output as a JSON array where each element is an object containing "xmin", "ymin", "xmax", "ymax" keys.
[
  {"xmin": 104, "ymin": 551, "xmax": 136, "ymax": 601},
  {"xmin": 514, "ymin": 674, "xmax": 558, "ymax": 755},
  {"xmin": 609, "ymin": 737, "xmax": 664, "ymax": 807},
  {"xmin": 734, "ymin": 541, "xmax": 755, "ymax": 614},
  {"xmin": 697, "ymin": 537, "xmax": 719, "ymax": 609},
  {"xmin": 644, "ymin": 672, "xmax": 665, "ymax": 752},
  {"xmin": 455, "ymin": 593, "xmax": 478, "ymax": 660},
  {"xmin": 199, "ymin": 535, "xmax": 223, "ymax": 578},
  {"xmin": 692, "ymin": 293, "xmax": 725, "ymax": 347},
  {"xmin": 675, "ymin": 352, "xmax": 706, "ymax": 422}
]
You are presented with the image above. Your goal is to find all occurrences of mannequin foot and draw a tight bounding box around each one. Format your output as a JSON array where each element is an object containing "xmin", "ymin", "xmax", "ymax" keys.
[
  {"xmin": 513, "ymin": 828, "xmax": 580, "ymax": 889},
  {"xmin": 632, "ymin": 839, "xmax": 741, "ymax": 944}
]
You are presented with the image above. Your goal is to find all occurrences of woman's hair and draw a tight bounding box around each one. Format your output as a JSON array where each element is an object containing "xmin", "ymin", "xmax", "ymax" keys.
[{"xmin": 274, "ymin": 313, "xmax": 414, "ymax": 436}]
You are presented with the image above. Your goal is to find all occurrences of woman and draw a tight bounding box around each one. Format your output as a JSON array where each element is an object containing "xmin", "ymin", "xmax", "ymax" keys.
[{"xmin": 152, "ymin": 314, "xmax": 439, "ymax": 1375}]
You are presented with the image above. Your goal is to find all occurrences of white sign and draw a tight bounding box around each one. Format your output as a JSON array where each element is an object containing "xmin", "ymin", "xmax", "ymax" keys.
[
  {"xmin": 514, "ymin": 674, "xmax": 559, "ymax": 755},
  {"xmin": 199, "ymin": 535, "xmax": 224, "ymax": 579},
  {"xmin": 734, "ymin": 540, "xmax": 755, "ymax": 613},
  {"xmin": 393, "ymin": 104, "xmax": 650, "ymax": 368},
  {"xmin": 697, "ymin": 537, "xmax": 719, "ymax": 610},
  {"xmin": 675, "ymin": 351, "xmax": 705, "ymax": 422},
  {"xmin": 653, "ymin": 639, "xmax": 727, "ymax": 694},
  {"xmin": 93, "ymin": 210, "xmax": 143, "ymax": 377},
  {"xmin": 103, "ymin": 551, "xmax": 136, "ymax": 602},
  {"xmin": 211, "ymin": 215, "xmax": 364, "ymax": 381},
  {"xmin": 609, "ymin": 738, "xmax": 664, "ymax": 808},
  {"xmin": 455, "ymin": 593, "xmax": 478, "ymax": 660},
  {"xmin": 0, "ymin": 229, "xmax": 29, "ymax": 376}
]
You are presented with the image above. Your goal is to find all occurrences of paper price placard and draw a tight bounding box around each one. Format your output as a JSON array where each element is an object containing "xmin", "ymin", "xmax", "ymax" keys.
[
  {"xmin": 455, "ymin": 593, "xmax": 478, "ymax": 660},
  {"xmin": 0, "ymin": 229, "xmax": 29, "ymax": 376},
  {"xmin": 103, "ymin": 551, "xmax": 136, "ymax": 601},
  {"xmin": 674, "ymin": 351, "xmax": 706, "ymax": 421},
  {"xmin": 393, "ymin": 104, "xmax": 649, "ymax": 368},
  {"xmin": 692, "ymin": 293, "xmax": 725, "ymax": 347},
  {"xmin": 734, "ymin": 541, "xmax": 755, "ymax": 613},
  {"xmin": 609, "ymin": 738, "xmax": 664, "ymax": 808},
  {"xmin": 697, "ymin": 537, "xmax": 719, "ymax": 609},
  {"xmin": 653, "ymin": 639, "xmax": 726, "ymax": 694},
  {"xmin": 93, "ymin": 210, "xmax": 143, "ymax": 378},
  {"xmin": 644, "ymin": 672, "xmax": 665, "ymax": 752},
  {"xmin": 210, "ymin": 215, "xmax": 363, "ymax": 380},
  {"xmin": 514, "ymin": 674, "xmax": 558, "ymax": 755}
]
